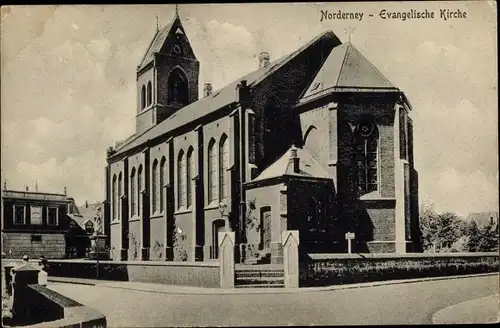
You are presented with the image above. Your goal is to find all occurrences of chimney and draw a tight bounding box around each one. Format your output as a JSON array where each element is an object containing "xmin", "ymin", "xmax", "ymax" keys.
[
  {"xmin": 64, "ymin": 187, "xmax": 67, "ymax": 195},
  {"xmin": 203, "ymin": 83, "xmax": 213, "ymax": 97},
  {"xmin": 289, "ymin": 145, "xmax": 300, "ymax": 173},
  {"xmin": 85, "ymin": 200, "xmax": 88, "ymax": 208},
  {"xmin": 35, "ymin": 181, "xmax": 39, "ymax": 192},
  {"xmin": 25, "ymin": 186, "xmax": 29, "ymax": 192},
  {"xmin": 3, "ymin": 181, "xmax": 6, "ymax": 191},
  {"xmin": 259, "ymin": 51, "xmax": 270, "ymax": 69}
]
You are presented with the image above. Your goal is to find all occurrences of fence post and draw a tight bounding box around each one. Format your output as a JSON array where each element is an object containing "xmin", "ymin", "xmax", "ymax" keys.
[
  {"xmin": 282, "ymin": 230, "xmax": 300, "ymax": 288},
  {"xmin": 218, "ymin": 231, "xmax": 235, "ymax": 288},
  {"xmin": 11, "ymin": 263, "xmax": 39, "ymax": 322}
]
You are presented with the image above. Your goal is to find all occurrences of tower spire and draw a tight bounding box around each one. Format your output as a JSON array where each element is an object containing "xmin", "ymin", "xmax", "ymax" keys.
[
  {"xmin": 156, "ymin": 15, "xmax": 160, "ymax": 32},
  {"xmin": 175, "ymin": 4, "xmax": 179, "ymax": 17}
]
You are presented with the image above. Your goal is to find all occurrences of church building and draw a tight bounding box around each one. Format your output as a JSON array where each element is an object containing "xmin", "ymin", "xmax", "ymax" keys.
[{"xmin": 104, "ymin": 10, "xmax": 420, "ymax": 263}]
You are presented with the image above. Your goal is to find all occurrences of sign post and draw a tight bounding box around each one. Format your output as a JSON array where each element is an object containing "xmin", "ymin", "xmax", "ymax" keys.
[{"xmin": 345, "ymin": 232, "xmax": 355, "ymax": 254}]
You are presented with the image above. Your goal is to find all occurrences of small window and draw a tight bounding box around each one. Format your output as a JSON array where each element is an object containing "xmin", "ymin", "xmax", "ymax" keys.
[
  {"xmin": 13, "ymin": 205, "xmax": 26, "ymax": 225},
  {"xmin": 85, "ymin": 221, "xmax": 94, "ymax": 234},
  {"xmin": 47, "ymin": 207, "xmax": 58, "ymax": 226},
  {"xmin": 31, "ymin": 235, "xmax": 42, "ymax": 242}
]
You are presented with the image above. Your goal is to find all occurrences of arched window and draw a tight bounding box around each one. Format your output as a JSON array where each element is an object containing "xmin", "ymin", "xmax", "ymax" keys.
[
  {"xmin": 167, "ymin": 68, "xmax": 189, "ymax": 106},
  {"xmin": 141, "ymin": 85, "xmax": 146, "ymax": 110},
  {"xmin": 138, "ymin": 165, "xmax": 143, "ymax": 216},
  {"xmin": 147, "ymin": 81, "xmax": 152, "ymax": 107},
  {"xmin": 152, "ymin": 159, "xmax": 158, "ymax": 213},
  {"xmin": 207, "ymin": 138, "xmax": 217, "ymax": 203},
  {"xmin": 112, "ymin": 175, "xmax": 117, "ymax": 220},
  {"xmin": 219, "ymin": 134, "xmax": 229, "ymax": 201},
  {"xmin": 178, "ymin": 150, "xmax": 186, "ymax": 208},
  {"xmin": 186, "ymin": 147, "xmax": 194, "ymax": 208},
  {"xmin": 118, "ymin": 172, "xmax": 122, "ymax": 221},
  {"xmin": 354, "ymin": 117, "xmax": 379, "ymax": 196},
  {"xmin": 130, "ymin": 168, "xmax": 136, "ymax": 217},
  {"xmin": 160, "ymin": 157, "xmax": 166, "ymax": 212}
]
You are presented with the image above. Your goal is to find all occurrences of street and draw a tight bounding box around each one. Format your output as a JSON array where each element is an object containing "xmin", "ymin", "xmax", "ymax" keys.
[{"xmin": 48, "ymin": 274, "xmax": 499, "ymax": 326}]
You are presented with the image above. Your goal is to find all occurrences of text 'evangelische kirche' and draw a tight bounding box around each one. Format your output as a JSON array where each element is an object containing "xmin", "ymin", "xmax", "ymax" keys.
[{"xmin": 104, "ymin": 9, "xmax": 420, "ymax": 263}]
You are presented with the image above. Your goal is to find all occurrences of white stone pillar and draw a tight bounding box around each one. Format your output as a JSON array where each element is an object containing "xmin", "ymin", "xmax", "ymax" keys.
[
  {"xmin": 219, "ymin": 231, "xmax": 235, "ymax": 288},
  {"xmin": 282, "ymin": 230, "xmax": 300, "ymax": 288}
]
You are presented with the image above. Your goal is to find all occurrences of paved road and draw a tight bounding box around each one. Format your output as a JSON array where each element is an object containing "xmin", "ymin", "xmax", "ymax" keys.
[{"xmin": 49, "ymin": 275, "xmax": 499, "ymax": 327}]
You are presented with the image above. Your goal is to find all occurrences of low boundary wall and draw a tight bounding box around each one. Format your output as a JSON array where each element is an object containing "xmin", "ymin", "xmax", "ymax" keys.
[
  {"xmin": 300, "ymin": 252, "xmax": 499, "ymax": 287},
  {"xmin": 22, "ymin": 284, "xmax": 106, "ymax": 328},
  {"xmin": 46, "ymin": 259, "xmax": 220, "ymax": 288}
]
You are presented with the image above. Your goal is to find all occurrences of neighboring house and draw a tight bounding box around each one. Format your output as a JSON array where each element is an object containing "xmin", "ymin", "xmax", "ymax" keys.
[
  {"xmin": 104, "ymin": 10, "xmax": 419, "ymax": 263},
  {"xmin": 466, "ymin": 212, "xmax": 499, "ymax": 229},
  {"xmin": 1, "ymin": 184, "xmax": 71, "ymax": 259},
  {"xmin": 66, "ymin": 200, "xmax": 103, "ymax": 258}
]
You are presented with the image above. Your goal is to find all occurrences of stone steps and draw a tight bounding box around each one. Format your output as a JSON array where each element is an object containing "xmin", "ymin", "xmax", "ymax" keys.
[
  {"xmin": 236, "ymin": 283, "xmax": 285, "ymax": 288},
  {"xmin": 235, "ymin": 264, "xmax": 285, "ymax": 288}
]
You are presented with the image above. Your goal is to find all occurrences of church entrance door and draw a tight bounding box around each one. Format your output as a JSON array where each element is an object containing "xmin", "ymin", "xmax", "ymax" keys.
[
  {"xmin": 212, "ymin": 219, "xmax": 226, "ymax": 259},
  {"xmin": 260, "ymin": 207, "xmax": 272, "ymax": 250}
]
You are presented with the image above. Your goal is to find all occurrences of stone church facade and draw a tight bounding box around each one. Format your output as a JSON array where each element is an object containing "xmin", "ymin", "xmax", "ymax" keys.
[{"xmin": 104, "ymin": 11, "xmax": 420, "ymax": 263}]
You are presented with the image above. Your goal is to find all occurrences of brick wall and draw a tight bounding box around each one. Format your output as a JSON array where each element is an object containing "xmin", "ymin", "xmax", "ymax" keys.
[{"xmin": 3, "ymin": 232, "xmax": 66, "ymax": 259}]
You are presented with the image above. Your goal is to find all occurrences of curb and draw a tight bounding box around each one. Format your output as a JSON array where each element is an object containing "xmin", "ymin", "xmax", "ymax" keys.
[{"xmin": 50, "ymin": 272, "xmax": 499, "ymax": 295}]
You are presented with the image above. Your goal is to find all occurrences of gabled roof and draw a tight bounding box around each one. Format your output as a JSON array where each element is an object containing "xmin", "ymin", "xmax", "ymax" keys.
[
  {"xmin": 252, "ymin": 146, "xmax": 330, "ymax": 182},
  {"xmin": 301, "ymin": 42, "xmax": 397, "ymax": 101},
  {"xmin": 111, "ymin": 31, "xmax": 339, "ymax": 159}
]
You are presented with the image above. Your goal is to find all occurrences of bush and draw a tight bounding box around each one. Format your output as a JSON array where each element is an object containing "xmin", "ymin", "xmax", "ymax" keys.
[{"xmin": 300, "ymin": 255, "xmax": 499, "ymax": 287}]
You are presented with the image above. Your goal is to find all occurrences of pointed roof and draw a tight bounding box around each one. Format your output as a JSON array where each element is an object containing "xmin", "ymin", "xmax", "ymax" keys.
[
  {"xmin": 252, "ymin": 146, "xmax": 330, "ymax": 182},
  {"xmin": 111, "ymin": 31, "xmax": 340, "ymax": 158},
  {"xmin": 138, "ymin": 23, "xmax": 172, "ymax": 71},
  {"xmin": 137, "ymin": 8, "xmax": 194, "ymax": 72},
  {"xmin": 301, "ymin": 42, "xmax": 397, "ymax": 101}
]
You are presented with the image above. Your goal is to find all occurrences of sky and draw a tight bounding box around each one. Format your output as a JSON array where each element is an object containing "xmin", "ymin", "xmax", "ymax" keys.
[{"xmin": 1, "ymin": 2, "xmax": 498, "ymax": 216}]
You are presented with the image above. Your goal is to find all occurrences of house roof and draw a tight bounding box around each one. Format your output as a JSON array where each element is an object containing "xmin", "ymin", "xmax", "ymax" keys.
[
  {"xmin": 110, "ymin": 30, "xmax": 339, "ymax": 159},
  {"xmin": 300, "ymin": 42, "xmax": 397, "ymax": 101},
  {"xmin": 252, "ymin": 146, "xmax": 330, "ymax": 182},
  {"xmin": 466, "ymin": 211, "xmax": 499, "ymax": 228},
  {"xmin": 66, "ymin": 201, "xmax": 102, "ymax": 230},
  {"xmin": 67, "ymin": 214, "xmax": 93, "ymax": 230}
]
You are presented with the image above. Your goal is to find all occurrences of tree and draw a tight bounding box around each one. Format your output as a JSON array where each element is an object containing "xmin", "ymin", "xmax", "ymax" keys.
[
  {"xmin": 467, "ymin": 220, "xmax": 499, "ymax": 252},
  {"xmin": 419, "ymin": 203, "xmax": 465, "ymax": 252}
]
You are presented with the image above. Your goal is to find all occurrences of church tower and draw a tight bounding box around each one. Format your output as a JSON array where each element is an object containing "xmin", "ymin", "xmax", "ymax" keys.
[{"xmin": 135, "ymin": 7, "xmax": 200, "ymax": 134}]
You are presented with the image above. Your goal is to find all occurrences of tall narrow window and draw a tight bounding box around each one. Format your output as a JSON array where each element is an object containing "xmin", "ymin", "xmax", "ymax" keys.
[
  {"xmin": 147, "ymin": 81, "xmax": 152, "ymax": 107},
  {"xmin": 399, "ymin": 109, "xmax": 407, "ymax": 160},
  {"xmin": 47, "ymin": 207, "xmax": 58, "ymax": 226},
  {"xmin": 141, "ymin": 85, "xmax": 146, "ymax": 110},
  {"xmin": 186, "ymin": 147, "xmax": 194, "ymax": 208},
  {"xmin": 354, "ymin": 117, "xmax": 379, "ymax": 196},
  {"xmin": 152, "ymin": 159, "xmax": 158, "ymax": 213},
  {"xmin": 248, "ymin": 114, "xmax": 256, "ymax": 164},
  {"xmin": 130, "ymin": 168, "xmax": 136, "ymax": 217},
  {"xmin": 138, "ymin": 165, "xmax": 143, "ymax": 216},
  {"xmin": 219, "ymin": 134, "xmax": 229, "ymax": 201},
  {"xmin": 178, "ymin": 150, "xmax": 186, "ymax": 208},
  {"xmin": 13, "ymin": 205, "xmax": 26, "ymax": 225},
  {"xmin": 160, "ymin": 157, "xmax": 166, "ymax": 212},
  {"xmin": 208, "ymin": 139, "xmax": 217, "ymax": 203},
  {"xmin": 118, "ymin": 172, "xmax": 122, "ymax": 221},
  {"xmin": 112, "ymin": 174, "xmax": 117, "ymax": 220}
]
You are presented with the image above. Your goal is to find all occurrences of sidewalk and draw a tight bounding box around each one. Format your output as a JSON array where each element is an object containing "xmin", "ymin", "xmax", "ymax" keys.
[
  {"xmin": 48, "ymin": 272, "xmax": 499, "ymax": 295},
  {"xmin": 432, "ymin": 293, "xmax": 499, "ymax": 324}
]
